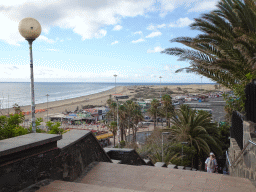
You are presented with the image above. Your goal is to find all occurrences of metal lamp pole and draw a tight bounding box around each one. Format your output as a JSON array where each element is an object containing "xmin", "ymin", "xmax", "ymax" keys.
[
  {"xmin": 162, "ymin": 132, "xmax": 169, "ymax": 162},
  {"xmin": 114, "ymin": 74, "xmax": 117, "ymax": 94},
  {"xmin": 159, "ymin": 76, "xmax": 162, "ymax": 100},
  {"xmin": 19, "ymin": 18, "xmax": 41, "ymax": 133},
  {"xmin": 201, "ymin": 76, "xmax": 202, "ymax": 93},
  {"xmin": 116, "ymin": 98, "xmax": 120, "ymax": 147},
  {"xmin": 46, "ymin": 94, "xmax": 49, "ymax": 121}
]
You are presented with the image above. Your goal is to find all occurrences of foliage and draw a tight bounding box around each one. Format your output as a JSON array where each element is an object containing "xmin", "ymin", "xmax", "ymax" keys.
[
  {"xmin": 13, "ymin": 103, "xmax": 22, "ymax": 114},
  {"xmin": 162, "ymin": 0, "xmax": 256, "ymax": 113},
  {"xmin": 148, "ymin": 99, "xmax": 160, "ymax": 129},
  {"xmin": 46, "ymin": 121, "xmax": 64, "ymax": 134},
  {"xmin": 108, "ymin": 121, "xmax": 117, "ymax": 146},
  {"xmin": 170, "ymin": 105, "xmax": 222, "ymax": 169},
  {"xmin": 0, "ymin": 113, "xmax": 27, "ymax": 140},
  {"xmin": 168, "ymin": 143, "xmax": 197, "ymax": 167},
  {"xmin": 120, "ymin": 140, "xmax": 126, "ymax": 148},
  {"xmin": 217, "ymin": 122, "xmax": 230, "ymax": 153},
  {"xmin": 29, "ymin": 117, "xmax": 46, "ymax": 133}
]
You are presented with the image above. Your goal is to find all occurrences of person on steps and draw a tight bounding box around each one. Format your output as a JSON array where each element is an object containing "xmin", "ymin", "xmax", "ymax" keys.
[{"xmin": 205, "ymin": 152, "xmax": 218, "ymax": 173}]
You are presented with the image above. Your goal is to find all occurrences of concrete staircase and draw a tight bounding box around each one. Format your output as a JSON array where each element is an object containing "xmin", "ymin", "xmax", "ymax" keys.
[{"xmin": 37, "ymin": 162, "xmax": 256, "ymax": 192}]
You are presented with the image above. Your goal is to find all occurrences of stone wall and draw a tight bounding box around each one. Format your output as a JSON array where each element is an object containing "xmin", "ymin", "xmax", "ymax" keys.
[
  {"xmin": 56, "ymin": 131, "xmax": 112, "ymax": 181},
  {"xmin": 229, "ymin": 121, "xmax": 256, "ymax": 181},
  {"xmin": 105, "ymin": 148, "xmax": 147, "ymax": 166},
  {"xmin": 0, "ymin": 148, "xmax": 60, "ymax": 192},
  {"xmin": 0, "ymin": 130, "xmax": 112, "ymax": 192}
]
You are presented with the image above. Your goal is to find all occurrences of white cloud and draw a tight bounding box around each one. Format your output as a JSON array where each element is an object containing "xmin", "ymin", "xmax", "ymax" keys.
[
  {"xmin": 134, "ymin": 31, "xmax": 142, "ymax": 35},
  {"xmin": 188, "ymin": 1, "xmax": 219, "ymax": 12},
  {"xmin": 0, "ymin": 0, "xmax": 156, "ymax": 45},
  {"xmin": 113, "ymin": 25, "xmax": 123, "ymax": 31},
  {"xmin": 111, "ymin": 41, "xmax": 118, "ymax": 45},
  {"xmin": 95, "ymin": 29, "xmax": 107, "ymax": 39},
  {"xmin": 38, "ymin": 35, "xmax": 55, "ymax": 43},
  {"xmin": 132, "ymin": 38, "xmax": 145, "ymax": 43},
  {"xmin": 158, "ymin": 0, "xmax": 219, "ymax": 17},
  {"xmin": 147, "ymin": 23, "xmax": 166, "ymax": 31},
  {"xmin": 147, "ymin": 46, "xmax": 164, "ymax": 53},
  {"xmin": 169, "ymin": 17, "xmax": 194, "ymax": 28},
  {"xmin": 47, "ymin": 49, "xmax": 59, "ymax": 52},
  {"xmin": 147, "ymin": 24, "xmax": 155, "ymax": 30},
  {"xmin": 146, "ymin": 31, "xmax": 162, "ymax": 38}
]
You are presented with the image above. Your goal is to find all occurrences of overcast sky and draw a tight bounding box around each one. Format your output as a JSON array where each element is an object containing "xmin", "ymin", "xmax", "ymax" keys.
[{"xmin": 0, "ymin": 0, "xmax": 219, "ymax": 83}]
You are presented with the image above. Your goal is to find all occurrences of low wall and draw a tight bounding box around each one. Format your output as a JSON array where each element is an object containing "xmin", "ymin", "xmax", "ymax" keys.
[
  {"xmin": 0, "ymin": 130, "xmax": 112, "ymax": 192},
  {"xmin": 229, "ymin": 121, "xmax": 256, "ymax": 181},
  {"xmin": 104, "ymin": 148, "xmax": 146, "ymax": 166},
  {"xmin": 56, "ymin": 130, "xmax": 112, "ymax": 181}
]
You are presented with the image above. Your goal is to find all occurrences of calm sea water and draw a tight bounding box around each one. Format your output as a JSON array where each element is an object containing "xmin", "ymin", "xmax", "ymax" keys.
[{"xmin": 0, "ymin": 82, "xmax": 206, "ymax": 109}]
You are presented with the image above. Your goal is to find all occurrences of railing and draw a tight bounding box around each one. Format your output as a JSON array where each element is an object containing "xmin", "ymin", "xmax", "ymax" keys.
[
  {"xmin": 226, "ymin": 150, "xmax": 231, "ymax": 167},
  {"xmin": 230, "ymin": 140, "xmax": 256, "ymax": 167},
  {"xmin": 245, "ymin": 80, "xmax": 256, "ymax": 123},
  {"xmin": 231, "ymin": 111, "xmax": 244, "ymax": 150}
]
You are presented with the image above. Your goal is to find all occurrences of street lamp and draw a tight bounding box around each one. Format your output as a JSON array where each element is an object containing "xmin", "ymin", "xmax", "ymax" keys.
[
  {"xmin": 201, "ymin": 76, "xmax": 203, "ymax": 93},
  {"xmin": 162, "ymin": 132, "xmax": 169, "ymax": 162},
  {"xmin": 19, "ymin": 17, "xmax": 41, "ymax": 133},
  {"xmin": 114, "ymin": 95, "xmax": 129, "ymax": 148},
  {"xmin": 159, "ymin": 76, "xmax": 162, "ymax": 100},
  {"xmin": 181, "ymin": 142, "xmax": 188, "ymax": 166},
  {"xmin": 114, "ymin": 74, "xmax": 117, "ymax": 94},
  {"xmin": 46, "ymin": 94, "xmax": 49, "ymax": 122}
]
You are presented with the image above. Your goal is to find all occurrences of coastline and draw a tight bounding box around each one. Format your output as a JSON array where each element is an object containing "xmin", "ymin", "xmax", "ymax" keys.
[{"xmin": 0, "ymin": 84, "xmax": 227, "ymax": 121}]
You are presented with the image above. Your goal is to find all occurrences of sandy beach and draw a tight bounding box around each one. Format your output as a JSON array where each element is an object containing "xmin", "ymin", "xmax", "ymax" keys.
[{"xmin": 0, "ymin": 84, "xmax": 227, "ymax": 121}]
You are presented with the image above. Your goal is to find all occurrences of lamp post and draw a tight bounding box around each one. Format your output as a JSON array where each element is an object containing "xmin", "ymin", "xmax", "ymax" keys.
[
  {"xmin": 114, "ymin": 95, "xmax": 129, "ymax": 148},
  {"xmin": 19, "ymin": 17, "xmax": 41, "ymax": 133},
  {"xmin": 201, "ymin": 76, "xmax": 203, "ymax": 93},
  {"xmin": 181, "ymin": 142, "xmax": 188, "ymax": 166},
  {"xmin": 162, "ymin": 132, "xmax": 169, "ymax": 162},
  {"xmin": 46, "ymin": 94, "xmax": 49, "ymax": 122},
  {"xmin": 114, "ymin": 74, "xmax": 117, "ymax": 94},
  {"xmin": 159, "ymin": 76, "xmax": 162, "ymax": 100}
]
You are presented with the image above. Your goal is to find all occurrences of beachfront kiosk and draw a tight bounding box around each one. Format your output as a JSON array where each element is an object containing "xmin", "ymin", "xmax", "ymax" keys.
[
  {"xmin": 18, "ymin": 17, "xmax": 41, "ymax": 133},
  {"xmin": 114, "ymin": 95, "xmax": 129, "ymax": 148}
]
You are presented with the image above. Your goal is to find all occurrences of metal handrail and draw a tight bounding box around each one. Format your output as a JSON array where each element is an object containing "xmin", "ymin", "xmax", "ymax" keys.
[
  {"xmin": 231, "ymin": 139, "xmax": 256, "ymax": 167},
  {"xmin": 226, "ymin": 151, "xmax": 231, "ymax": 166},
  {"xmin": 249, "ymin": 140, "xmax": 256, "ymax": 146}
]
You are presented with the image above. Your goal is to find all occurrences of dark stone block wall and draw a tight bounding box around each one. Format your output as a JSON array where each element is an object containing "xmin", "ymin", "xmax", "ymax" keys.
[
  {"xmin": 106, "ymin": 149, "xmax": 147, "ymax": 166},
  {"xmin": 56, "ymin": 133, "xmax": 111, "ymax": 181},
  {"xmin": 0, "ymin": 130, "xmax": 112, "ymax": 192},
  {"xmin": 0, "ymin": 148, "xmax": 59, "ymax": 192}
]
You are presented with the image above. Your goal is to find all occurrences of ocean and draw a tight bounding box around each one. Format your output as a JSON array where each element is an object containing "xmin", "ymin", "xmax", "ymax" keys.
[{"xmin": 0, "ymin": 82, "xmax": 207, "ymax": 109}]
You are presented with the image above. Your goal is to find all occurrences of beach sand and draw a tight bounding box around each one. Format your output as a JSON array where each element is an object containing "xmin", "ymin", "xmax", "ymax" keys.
[{"xmin": 0, "ymin": 84, "xmax": 227, "ymax": 121}]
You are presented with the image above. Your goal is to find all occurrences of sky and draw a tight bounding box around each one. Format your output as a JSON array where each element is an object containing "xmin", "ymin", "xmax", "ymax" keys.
[{"xmin": 0, "ymin": 0, "xmax": 220, "ymax": 83}]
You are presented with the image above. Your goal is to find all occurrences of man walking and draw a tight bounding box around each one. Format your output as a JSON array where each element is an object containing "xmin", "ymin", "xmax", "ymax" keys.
[{"xmin": 205, "ymin": 152, "xmax": 218, "ymax": 173}]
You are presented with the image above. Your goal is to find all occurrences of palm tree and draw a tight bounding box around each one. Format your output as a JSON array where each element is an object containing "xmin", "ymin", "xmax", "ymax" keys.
[
  {"xmin": 162, "ymin": 0, "xmax": 256, "ymax": 111},
  {"xmin": 123, "ymin": 100, "xmax": 135, "ymax": 143},
  {"xmin": 148, "ymin": 99, "xmax": 160, "ymax": 129},
  {"xmin": 169, "ymin": 105, "xmax": 222, "ymax": 169},
  {"xmin": 118, "ymin": 104, "xmax": 127, "ymax": 142},
  {"xmin": 161, "ymin": 94, "xmax": 174, "ymax": 128},
  {"xmin": 108, "ymin": 121, "xmax": 117, "ymax": 147},
  {"xmin": 132, "ymin": 104, "xmax": 144, "ymax": 142}
]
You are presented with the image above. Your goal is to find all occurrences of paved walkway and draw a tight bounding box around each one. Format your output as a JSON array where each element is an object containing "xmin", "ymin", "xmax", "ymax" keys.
[{"xmin": 37, "ymin": 162, "xmax": 256, "ymax": 192}]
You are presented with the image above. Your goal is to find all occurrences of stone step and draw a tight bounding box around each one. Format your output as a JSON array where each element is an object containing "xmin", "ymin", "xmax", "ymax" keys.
[
  {"xmin": 77, "ymin": 162, "xmax": 255, "ymax": 192},
  {"xmin": 37, "ymin": 180, "xmax": 140, "ymax": 192}
]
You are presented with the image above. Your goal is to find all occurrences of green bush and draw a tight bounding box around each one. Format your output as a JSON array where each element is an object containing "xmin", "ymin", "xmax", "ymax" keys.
[
  {"xmin": 0, "ymin": 113, "xmax": 27, "ymax": 140},
  {"xmin": 120, "ymin": 140, "xmax": 126, "ymax": 148}
]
